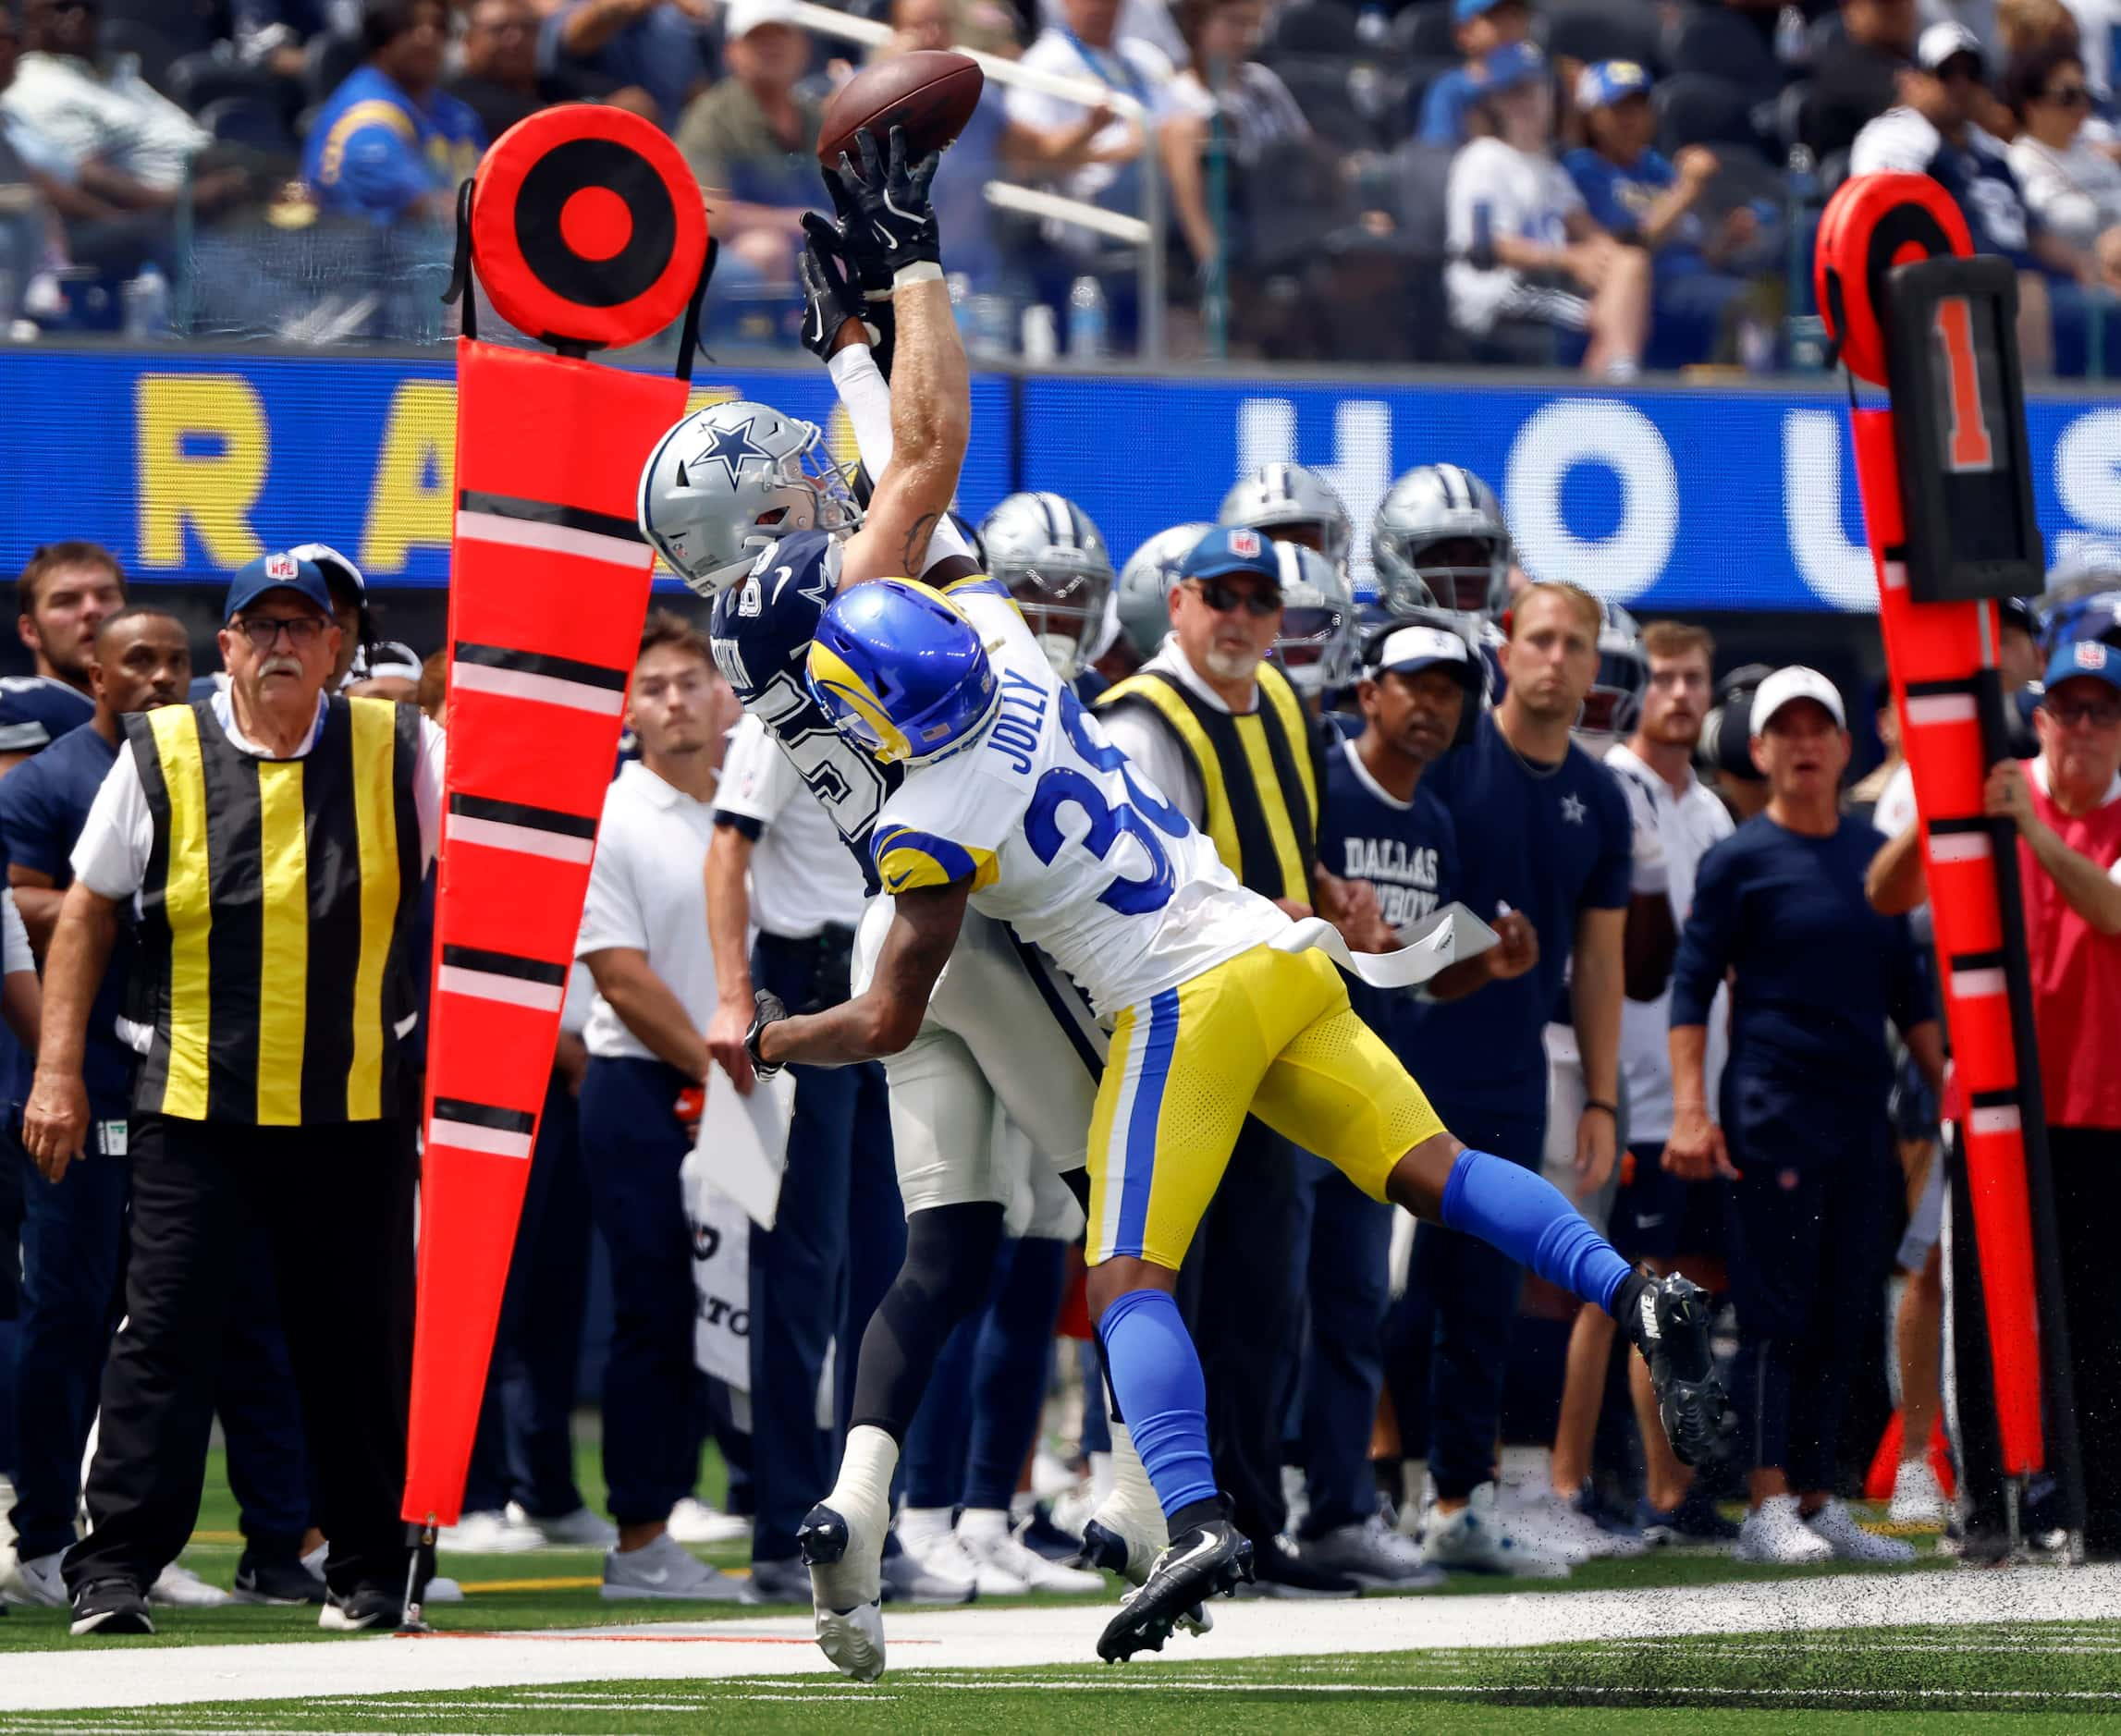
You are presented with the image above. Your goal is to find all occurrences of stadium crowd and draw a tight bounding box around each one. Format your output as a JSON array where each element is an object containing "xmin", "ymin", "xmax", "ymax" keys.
[
  {"xmin": 2, "ymin": 452, "xmax": 2119, "ymax": 1631},
  {"xmin": 1, "ymin": 0, "xmax": 2119, "ymax": 365}
]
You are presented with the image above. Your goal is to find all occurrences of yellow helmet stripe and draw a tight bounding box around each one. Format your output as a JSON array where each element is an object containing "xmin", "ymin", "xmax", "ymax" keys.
[{"xmin": 806, "ymin": 641, "xmax": 913, "ymax": 764}]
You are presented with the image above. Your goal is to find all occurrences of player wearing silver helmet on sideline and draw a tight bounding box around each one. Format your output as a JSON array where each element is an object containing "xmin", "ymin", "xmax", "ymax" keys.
[
  {"xmin": 979, "ymin": 492, "xmax": 1115, "ymax": 680},
  {"xmin": 1571, "ymin": 600, "xmax": 1649, "ymax": 753},
  {"xmin": 1372, "ymin": 464, "xmax": 1513, "ymax": 620},
  {"xmin": 1115, "ymin": 523, "xmax": 1212, "ymax": 664},
  {"xmin": 1219, "ymin": 463, "xmax": 1353, "ymax": 567},
  {"xmin": 1271, "ymin": 544, "xmax": 1357, "ymax": 701}
]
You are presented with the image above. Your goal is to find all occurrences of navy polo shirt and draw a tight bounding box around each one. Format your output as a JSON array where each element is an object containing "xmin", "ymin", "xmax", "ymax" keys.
[
  {"xmin": 0, "ymin": 721, "xmax": 141, "ymax": 1112},
  {"xmin": 1403, "ymin": 711, "xmax": 1632, "ymax": 1122}
]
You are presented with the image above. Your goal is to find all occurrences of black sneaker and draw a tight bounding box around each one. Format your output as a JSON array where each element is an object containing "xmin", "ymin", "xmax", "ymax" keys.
[
  {"xmin": 1016, "ymin": 1504, "xmax": 1085, "ymax": 1561},
  {"xmin": 1097, "ymin": 1520, "xmax": 1253, "ymax": 1663},
  {"xmin": 70, "ymin": 1579, "xmax": 154, "ymax": 1636},
  {"xmin": 1637, "ymin": 1483, "xmax": 1741, "ymax": 1547},
  {"xmin": 1626, "ymin": 1273, "xmax": 1735, "ymax": 1468},
  {"xmin": 233, "ymin": 1553, "xmax": 328, "ymax": 1606},
  {"xmin": 319, "ymin": 1585, "xmax": 402, "ymax": 1632},
  {"xmin": 1235, "ymin": 1532, "xmax": 1359, "ymax": 1599}
]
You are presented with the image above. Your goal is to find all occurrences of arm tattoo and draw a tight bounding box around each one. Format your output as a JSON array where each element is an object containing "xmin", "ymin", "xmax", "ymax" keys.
[{"xmin": 899, "ymin": 511, "xmax": 941, "ymax": 576}]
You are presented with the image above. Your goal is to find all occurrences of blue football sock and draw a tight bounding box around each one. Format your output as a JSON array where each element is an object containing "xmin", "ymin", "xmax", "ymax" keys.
[
  {"xmin": 1096, "ymin": 1287, "xmax": 1218, "ymax": 1520},
  {"xmin": 1440, "ymin": 1148, "xmax": 1635, "ymax": 1314}
]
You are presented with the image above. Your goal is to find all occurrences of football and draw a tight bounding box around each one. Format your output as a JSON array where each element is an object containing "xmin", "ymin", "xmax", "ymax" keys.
[{"xmin": 817, "ymin": 49, "xmax": 985, "ymax": 168}]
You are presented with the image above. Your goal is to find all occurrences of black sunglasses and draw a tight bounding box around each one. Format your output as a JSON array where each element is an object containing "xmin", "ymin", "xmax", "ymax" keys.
[
  {"xmin": 1186, "ymin": 576, "xmax": 1282, "ymax": 617},
  {"xmin": 2046, "ymin": 83, "xmax": 2093, "ymax": 106}
]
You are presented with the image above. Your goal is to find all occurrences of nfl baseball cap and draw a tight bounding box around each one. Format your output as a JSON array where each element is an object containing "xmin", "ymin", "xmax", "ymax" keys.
[
  {"xmin": 1918, "ymin": 20, "xmax": 1984, "ymax": 73},
  {"xmin": 1182, "ymin": 526, "xmax": 1286, "ymax": 589},
  {"xmin": 2043, "ymin": 634, "xmax": 2121, "ymax": 698},
  {"xmin": 1576, "ymin": 59, "xmax": 1651, "ymax": 109},
  {"xmin": 1366, "ymin": 620, "xmax": 1482, "ymax": 689},
  {"xmin": 1751, "ymin": 665, "xmax": 1846, "ymax": 732},
  {"xmin": 226, "ymin": 551, "xmax": 333, "ymax": 622},
  {"xmin": 1481, "ymin": 40, "xmax": 1549, "ymax": 92},
  {"xmin": 1454, "ymin": 0, "xmax": 1522, "ymax": 22}
]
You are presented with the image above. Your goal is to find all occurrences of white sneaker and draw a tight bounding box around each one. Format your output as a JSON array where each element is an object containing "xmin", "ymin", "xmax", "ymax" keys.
[
  {"xmin": 1887, "ymin": 1460, "xmax": 1947, "ymax": 1527},
  {"xmin": 1031, "ymin": 1451, "xmax": 1078, "ymax": 1498},
  {"xmin": 1807, "ymin": 1498, "xmax": 1919, "ymax": 1563},
  {"xmin": 507, "ymin": 1503, "xmax": 618, "ymax": 1549},
  {"xmin": 1735, "ymin": 1495, "xmax": 1835, "ymax": 1564},
  {"xmin": 601, "ymin": 1531, "xmax": 752, "ymax": 1601},
  {"xmin": 438, "ymin": 1510, "xmax": 544, "ymax": 1554},
  {"xmin": 667, "ymin": 1497, "xmax": 750, "ymax": 1546},
  {"xmin": 893, "ymin": 1511, "xmax": 1021, "ymax": 1596},
  {"xmin": 1506, "ymin": 1487, "xmax": 1648, "ymax": 1561},
  {"xmin": 423, "ymin": 1575, "xmax": 464, "ymax": 1603},
  {"xmin": 3, "ymin": 1547, "xmax": 68, "ymax": 1607},
  {"xmin": 1418, "ymin": 1485, "xmax": 1572, "ymax": 1579},
  {"xmin": 150, "ymin": 1561, "xmax": 232, "ymax": 1606},
  {"xmin": 956, "ymin": 1510, "xmax": 1103, "ymax": 1594}
]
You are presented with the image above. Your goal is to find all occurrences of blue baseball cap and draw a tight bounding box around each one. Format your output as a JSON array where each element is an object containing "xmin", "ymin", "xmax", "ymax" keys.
[
  {"xmin": 1182, "ymin": 526, "xmax": 1286, "ymax": 590},
  {"xmin": 1453, "ymin": 0, "xmax": 1520, "ymax": 22},
  {"xmin": 226, "ymin": 551, "xmax": 333, "ymax": 622},
  {"xmin": 1576, "ymin": 59, "xmax": 1652, "ymax": 109},
  {"xmin": 2043, "ymin": 634, "xmax": 2121, "ymax": 698},
  {"xmin": 1480, "ymin": 40, "xmax": 1549, "ymax": 93}
]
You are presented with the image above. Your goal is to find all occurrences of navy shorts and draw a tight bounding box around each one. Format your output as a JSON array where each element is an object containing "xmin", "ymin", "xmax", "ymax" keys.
[{"xmin": 1610, "ymin": 1140, "xmax": 1727, "ymax": 1263}]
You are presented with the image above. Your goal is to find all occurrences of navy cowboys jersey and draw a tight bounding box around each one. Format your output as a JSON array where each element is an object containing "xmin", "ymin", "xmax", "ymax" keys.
[
  {"xmin": 0, "ymin": 675, "xmax": 92, "ymax": 756},
  {"xmin": 707, "ymin": 532, "xmax": 900, "ymax": 893}
]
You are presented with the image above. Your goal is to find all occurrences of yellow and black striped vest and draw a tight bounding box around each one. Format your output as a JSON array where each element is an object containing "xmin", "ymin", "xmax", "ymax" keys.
[
  {"xmin": 1097, "ymin": 660, "xmax": 1321, "ymax": 901},
  {"xmin": 129, "ymin": 695, "xmax": 423, "ymax": 1126}
]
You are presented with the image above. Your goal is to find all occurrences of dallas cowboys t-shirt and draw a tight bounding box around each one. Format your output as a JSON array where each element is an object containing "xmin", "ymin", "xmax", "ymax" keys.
[{"xmin": 1402, "ymin": 710, "xmax": 1632, "ymax": 1124}]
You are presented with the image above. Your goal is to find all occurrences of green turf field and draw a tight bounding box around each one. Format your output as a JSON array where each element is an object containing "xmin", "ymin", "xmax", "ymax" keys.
[{"xmin": 6, "ymin": 1626, "xmax": 2121, "ymax": 1733}]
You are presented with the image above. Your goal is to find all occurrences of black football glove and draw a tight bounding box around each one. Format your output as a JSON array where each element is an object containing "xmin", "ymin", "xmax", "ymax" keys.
[
  {"xmin": 797, "ymin": 213, "xmax": 872, "ymax": 363},
  {"xmin": 825, "ymin": 125, "xmax": 942, "ymax": 279},
  {"xmin": 743, "ymin": 988, "xmax": 789, "ymax": 1080}
]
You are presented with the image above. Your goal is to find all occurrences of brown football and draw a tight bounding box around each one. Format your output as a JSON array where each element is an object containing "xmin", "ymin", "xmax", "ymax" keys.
[{"xmin": 817, "ymin": 49, "xmax": 985, "ymax": 168}]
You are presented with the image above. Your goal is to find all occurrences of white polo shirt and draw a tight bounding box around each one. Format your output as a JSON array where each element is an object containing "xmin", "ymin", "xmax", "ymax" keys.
[
  {"xmin": 1605, "ymin": 741, "xmax": 1733, "ymax": 1143},
  {"xmin": 712, "ymin": 713, "xmax": 867, "ymax": 938},
  {"xmin": 576, "ymin": 758, "xmax": 722, "ymax": 1063},
  {"xmin": 71, "ymin": 690, "xmax": 444, "ymax": 900}
]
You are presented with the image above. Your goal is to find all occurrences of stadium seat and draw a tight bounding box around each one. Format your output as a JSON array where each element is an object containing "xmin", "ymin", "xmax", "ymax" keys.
[
  {"xmin": 198, "ymin": 95, "xmax": 299, "ymax": 158},
  {"xmin": 1391, "ymin": 1, "xmax": 1456, "ymax": 60},
  {"xmin": 104, "ymin": 0, "xmax": 221, "ymax": 62},
  {"xmin": 1542, "ymin": 0, "xmax": 1661, "ymax": 74},
  {"xmin": 166, "ymin": 52, "xmax": 291, "ymax": 118},
  {"xmin": 1655, "ymin": 71, "xmax": 1759, "ymax": 154},
  {"xmin": 97, "ymin": 17, "xmax": 183, "ymax": 93},
  {"xmin": 305, "ymin": 32, "xmax": 366, "ymax": 112},
  {"xmin": 1664, "ymin": 6, "xmax": 1784, "ymax": 104},
  {"xmin": 1268, "ymin": 0, "xmax": 1363, "ymax": 59}
]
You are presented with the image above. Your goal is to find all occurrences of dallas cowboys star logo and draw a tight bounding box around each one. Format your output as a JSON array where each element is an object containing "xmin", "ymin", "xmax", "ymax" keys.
[
  {"xmin": 1560, "ymin": 792, "xmax": 1587, "ymax": 825},
  {"xmin": 698, "ymin": 416, "xmax": 773, "ymax": 486}
]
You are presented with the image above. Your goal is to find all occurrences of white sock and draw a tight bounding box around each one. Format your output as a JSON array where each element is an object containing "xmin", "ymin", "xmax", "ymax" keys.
[
  {"xmin": 1102, "ymin": 1423, "xmax": 1166, "ymax": 1546},
  {"xmin": 827, "ymin": 1424, "xmax": 899, "ymax": 1533},
  {"xmin": 958, "ymin": 1507, "xmax": 1010, "ymax": 1544},
  {"xmin": 1010, "ymin": 1489, "xmax": 1037, "ymax": 1522},
  {"xmin": 1088, "ymin": 1450, "xmax": 1116, "ymax": 1508},
  {"xmin": 896, "ymin": 1505, "xmax": 953, "ymax": 1545}
]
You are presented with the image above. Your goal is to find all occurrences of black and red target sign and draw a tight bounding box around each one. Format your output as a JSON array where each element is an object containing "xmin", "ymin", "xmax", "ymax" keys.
[
  {"xmin": 1814, "ymin": 171, "xmax": 1972, "ymax": 388},
  {"xmin": 472, "ymin": 104, "xmax": 709, "ymax": 350}
]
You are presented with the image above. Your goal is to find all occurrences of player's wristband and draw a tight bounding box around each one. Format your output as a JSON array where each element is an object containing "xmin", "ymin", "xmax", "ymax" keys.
[
  {"xmin": 743, "ymin": 989, "xmax": 789, "ymax": 1079},
  {"xmin": 1584, "ymin": 1099, "xmax": 1620, "ymax": 1120},
  {"xmin": 892, "ymin": 261, "xmax": 944, "ymax": 289}
]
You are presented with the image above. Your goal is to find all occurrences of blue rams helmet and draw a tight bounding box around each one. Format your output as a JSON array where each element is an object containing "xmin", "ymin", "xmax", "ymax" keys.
[{"xmin": 806, "ymin": 581, "xmax": 999, "ymax": 766}]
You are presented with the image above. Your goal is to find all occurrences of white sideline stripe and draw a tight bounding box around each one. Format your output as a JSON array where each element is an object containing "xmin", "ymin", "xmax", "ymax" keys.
[
  {"xmin": 18, "ymin": 1564, "xmax": 2121, "ymax": 1711},
  {"xmin": 1906, "ymin": 694, "xmax": 1978, "ymax": 727},
  {"xmin": 445, "ymin": 812, "xmax": 595, "ymax": 864},
  {"xmin": 454, "ymin": 509, "xmax": 645, "ymax": 571},
  {"xmin": 450, "ymin": 660, "xmax": 625, "ymax": 717},
  {"xmin": 1969, "ymin": 1105, "xmax": 2022, "ymax": 1136},
  {"xmin": 426, "ymin": 1118, "xmax": 534, "ymax": 1160},
  {"xmin": 435, "ymin": 964, "xmax": 565, "ymax": 1012},
  {"xmin": 1949, "ymin": 968, "xmax": 2006, "ymax": 998},
  {"xmin": 1928, "ymin": 832, "xmax": 1992, "ymax": 863}
]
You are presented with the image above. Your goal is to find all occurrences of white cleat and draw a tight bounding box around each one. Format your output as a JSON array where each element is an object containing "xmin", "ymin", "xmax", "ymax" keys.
[
  {"xmin": 1735, "ymin": 1494, "xmax": 1836, "ymax": 1565},
  {"xmin": 800, "ymin": 1498, "xmax": 889, "ymax": 1681},
  {"xmin": 1807, "ymin": 1498, "xmax": 1919, "ymax": 1563},
  {"xmin": 438, "ymin": 1509, "xmax": 544, "ymax": 1554},
  {"xmin": 667, "ymin": 1497, "xmax": 751, "ymax": 1546},
  {"xmin": 149, "ymin": 1561, "xmax": 232, "ymax": 1607}
]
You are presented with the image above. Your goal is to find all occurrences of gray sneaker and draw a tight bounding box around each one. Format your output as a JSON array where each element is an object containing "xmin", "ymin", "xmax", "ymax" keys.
[
  {"xmin": 1299, "ymin": 1515, "xmax": 1448, "ymax": 1591},
  {"xmin": 746, "ymin": 1555, "xmax": 811, "ymax": 1603},
  {"xmin": 601, "ymin": 1532, "xmax": 754, "ymax": 1602},
  {"xmin": 878, "ymin": 1543, "xmax": 976, "ymax": 1606}
]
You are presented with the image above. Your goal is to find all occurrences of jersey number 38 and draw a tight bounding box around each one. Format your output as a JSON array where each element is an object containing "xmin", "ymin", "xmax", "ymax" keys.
[{"xmin": 1024, "ymin": 693, "xmax": 1190, "ymax": 917}]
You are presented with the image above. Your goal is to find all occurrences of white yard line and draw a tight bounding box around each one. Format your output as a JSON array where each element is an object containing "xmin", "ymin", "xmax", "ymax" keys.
[{"xmin": 8, "ymin": 1565, "xmax": 2121, "ymax": 1713}]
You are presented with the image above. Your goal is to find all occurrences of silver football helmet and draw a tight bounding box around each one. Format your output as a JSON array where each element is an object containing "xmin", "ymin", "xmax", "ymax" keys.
[
  {"xmin": 1372, "ymin": 463, "xmax": 1513, "ymax": 619},
  {"xmin": 1270, "ymin": 543, "xmax": 1356, "ymax": 698},
  {"xmin": 1575, "ymin": 599, "xmax": 1648, "ymax": 744},
  {"xmin": 1218, "ymin": 464, "xmax": 1353, "ymax": 567},
  {"xmin": 980, "ymin": 492, "xmax": 1116, "ymax": 680},
  {"xmin": 1116, "ymin": 521, "xmax": 1210, "ymax": 661},
  {"xmin": 637, "ymin": 400, "xmax": 863, "ymax": 596}
]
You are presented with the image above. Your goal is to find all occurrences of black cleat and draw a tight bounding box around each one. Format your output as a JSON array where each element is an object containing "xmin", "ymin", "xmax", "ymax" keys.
[
  {"xmin": 1073, "ymin": 1519, "xmax": 1212, "ymax": 1635},
  {"xmin": 1097, "ymin": 1520, "xmax": 1252, "ymax": 1664},
  {"xmin": 233, "ymin": 1552, "xmax": 328, "ymax": 1605},
  {"xmin": 319, "ymin": 1586, "xmax": 403, "ymax": 1632},
  {"xmin": 70, "ymin": 1580, "xmax": 154, "ymax": 1636},
  {"xmin": 1627, "ymin": 1273, "xmax": 1736, "ymax": 1469},
  {"xmin": 797, "ymin": 1503, "xmax": 849, "ymax": 1568}
]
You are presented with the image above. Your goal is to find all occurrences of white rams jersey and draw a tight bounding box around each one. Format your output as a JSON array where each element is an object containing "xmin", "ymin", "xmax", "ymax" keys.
[{"xmin": 872, "ymin": 581, "xmax": 1285, "ymax": 1018}]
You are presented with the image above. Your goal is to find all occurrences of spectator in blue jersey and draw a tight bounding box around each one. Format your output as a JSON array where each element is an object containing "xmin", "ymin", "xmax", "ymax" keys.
[
  {"xmin": 1564, "ymin": 61, "xmax": 1759, "ymax": 369},
  {"xmin": 1417, "ymin": 0, "xmax": 1533, "ymax": 146},
  {"xmin": 1852, "ymin": 21, "xmax": 2098, "ymax": 373},
  {"xmin": 1666, "ymin": 666, "xmax": 1943, "ymax": 1569},
  {"xmin": 1397, "ymin": 581, "xmax": 1633, "ymax": 1575},
  {"xmin": 302, "ymin": 0, "xmax": 485, "ymax": 226},
  {"xmin": 1312, "ymin": 616, "xmax": 1537, "ymax": 1581},
  {"xmin": 2, "ymin": 541, "xmax": 124, "ymax": 779}
]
